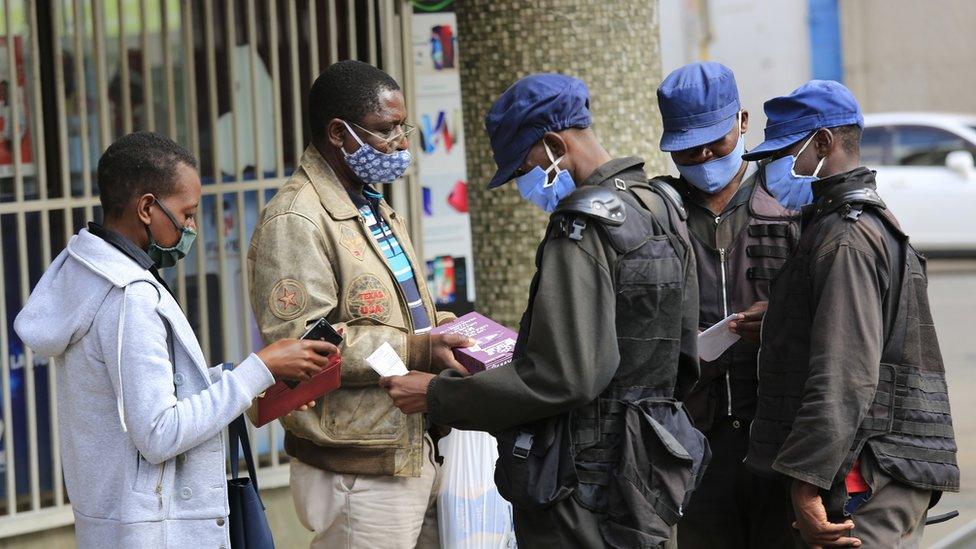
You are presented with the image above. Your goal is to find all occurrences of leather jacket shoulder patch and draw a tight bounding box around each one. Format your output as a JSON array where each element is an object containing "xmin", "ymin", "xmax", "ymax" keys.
[
  {"xmin": 339, "ymin": 224, "xmax": 367, "ymax": 261},
  {"xmin": 269, "ymin": 278, "xmax": 309, "ymax": 321},
  {"xmin": 345, "ymin": 274, "xmax": 393, "ymax": 322}
]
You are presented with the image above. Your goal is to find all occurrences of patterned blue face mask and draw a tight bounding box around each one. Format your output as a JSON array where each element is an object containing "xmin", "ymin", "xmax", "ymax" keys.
[
  {"xmin": 764, "ymin": 131, "xmax": 825, "ymax": 210},
  {"xmin": 516, "ymin": 141, "xmax": 576, "ymax": 213},
  {"xmin": 342, "ymin": 120, "xmax": 413, "ymax": 184}
]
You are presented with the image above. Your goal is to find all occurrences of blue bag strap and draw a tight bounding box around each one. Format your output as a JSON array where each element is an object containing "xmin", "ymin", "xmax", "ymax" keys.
[
  {"xmin": 229, "ymin": 415, "xmax": 261, "ymax": 489},
  {"xmin": 223, "ymin": 358, "xmax": 265, "ymax": 509}
]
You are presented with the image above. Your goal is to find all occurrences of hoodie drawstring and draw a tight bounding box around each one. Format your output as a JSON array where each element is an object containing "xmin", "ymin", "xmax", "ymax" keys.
[{"xmin": 116, "ymin": 285, "xmax": 128, "ymax": 433}]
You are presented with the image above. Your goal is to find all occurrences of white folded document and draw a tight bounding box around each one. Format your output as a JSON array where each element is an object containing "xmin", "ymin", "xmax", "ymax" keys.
[
  {"xmin": 366, "ymin": 342, "xmax": 409, "ymax": 377},
  {"xmin": 698, "ymin": 313, "xmax": 741, "ymax": 362}
]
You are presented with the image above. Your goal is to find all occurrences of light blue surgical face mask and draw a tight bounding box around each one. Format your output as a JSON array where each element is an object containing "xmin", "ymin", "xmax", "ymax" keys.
[
  {"xmin": 341, "ymin": 120, "xmax": 413, "ymax": 184},
  {"xmin": 516, "ymin": 142, "xmax": 576, "ymax": 213},
  {"xmin": 675, "ymin": 112, "xmax": 745, "ymax": 194},
  {"xmin": 764, "ymin": 131, "xmax": 826, "ymax": 210}
]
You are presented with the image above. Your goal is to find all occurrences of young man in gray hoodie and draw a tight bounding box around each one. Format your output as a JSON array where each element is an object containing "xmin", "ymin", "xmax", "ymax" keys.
[{"xmin": 15, "ymin": 132, "xmax": 337, "ymax": 548}]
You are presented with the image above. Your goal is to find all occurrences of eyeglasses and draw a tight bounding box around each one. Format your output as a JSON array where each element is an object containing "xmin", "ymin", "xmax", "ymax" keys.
[{"xmin": 350, "ymin": 121, "xmax": 416, "ymax": 149}]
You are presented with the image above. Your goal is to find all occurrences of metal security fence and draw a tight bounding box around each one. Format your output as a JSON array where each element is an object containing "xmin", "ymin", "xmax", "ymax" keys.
[{"xmin": 0, "ymin": 0, "xmax": 418, "ymax": 538}]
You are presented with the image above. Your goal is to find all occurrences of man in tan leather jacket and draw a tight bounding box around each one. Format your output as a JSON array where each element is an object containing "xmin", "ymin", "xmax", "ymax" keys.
[{"xmin": 248, "ymin": 60, "xmax": 470, "ymax": 549}]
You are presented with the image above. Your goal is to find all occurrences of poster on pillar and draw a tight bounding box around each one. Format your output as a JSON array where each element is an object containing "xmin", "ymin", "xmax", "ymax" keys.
[{"xmin": 412, "ymin": 11, "xmax": 475, "ymax": 314}]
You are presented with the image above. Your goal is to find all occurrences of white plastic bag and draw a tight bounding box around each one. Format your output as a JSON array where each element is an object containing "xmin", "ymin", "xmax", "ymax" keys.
[{"xmin": 437, "ymin": 429, "xmax": 517, "ymax": 549}]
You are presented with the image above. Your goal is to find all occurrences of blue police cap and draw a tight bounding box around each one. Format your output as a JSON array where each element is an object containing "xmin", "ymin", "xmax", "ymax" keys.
[
  {"xmin": 485, "ymin": 73, "xmax": 591, "ymax": 189},
  {"xmin": 657, "ymin": 62, "xmax": 741, "ymax": 152},
  {"xmin": 743, "ymin": 80, "xmax": 864, "ymax": 161}
]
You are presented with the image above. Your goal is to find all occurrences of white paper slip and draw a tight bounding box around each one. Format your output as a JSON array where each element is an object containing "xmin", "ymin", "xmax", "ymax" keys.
[
  {"xmin": 366, "ymin": 342, "xmax": 409, "ymax": 377},
  {"xmin": 698, "ymin": 313, "xmax": 741, "ymax": 362}
]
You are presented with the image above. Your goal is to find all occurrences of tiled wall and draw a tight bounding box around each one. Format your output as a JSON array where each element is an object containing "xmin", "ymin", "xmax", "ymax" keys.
[{"xmin": 457, "ymin": 1, "xmax": 669, "ymax": 327}]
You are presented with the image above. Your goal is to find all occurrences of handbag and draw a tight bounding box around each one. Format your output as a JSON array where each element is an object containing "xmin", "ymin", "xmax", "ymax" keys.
[{"xmin": 227, "ymin": 414, "xmax": 275, "ymax": 549}]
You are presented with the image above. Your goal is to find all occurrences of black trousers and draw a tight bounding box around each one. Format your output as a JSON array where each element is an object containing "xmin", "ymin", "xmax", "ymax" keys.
[{"xmin": 677, "ymin": 417, "xmax": 793, "ymax": 549}]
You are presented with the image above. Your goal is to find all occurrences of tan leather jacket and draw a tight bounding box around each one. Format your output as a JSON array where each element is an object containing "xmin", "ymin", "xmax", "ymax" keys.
[{"xmin": 248, "ymin": 145, "xmax": 452, "ymax": 477}]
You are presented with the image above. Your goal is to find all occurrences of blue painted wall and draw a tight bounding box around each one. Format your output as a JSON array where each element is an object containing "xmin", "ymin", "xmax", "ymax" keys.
[{"xmin": 808, "ymin": 0, "xmax": 844, "ymax": 82}]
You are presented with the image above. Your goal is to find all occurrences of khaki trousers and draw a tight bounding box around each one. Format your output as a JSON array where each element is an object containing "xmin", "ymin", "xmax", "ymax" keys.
[
  {"xmin": 794, "ymin": 455, "xmax": 931, "ymax": 549},
  {"xmin": 290, "ymin": 437, "xmax": 442, "ymax": 549}
]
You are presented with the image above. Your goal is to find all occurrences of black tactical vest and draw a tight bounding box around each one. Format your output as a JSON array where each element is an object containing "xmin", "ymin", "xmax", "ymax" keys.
[
  {"xmin": 748, "ymin": 188, "xmax": 959, "ymax": 494},
  {"xmin": 541, "ymin": 177, "xmax": 710, "ymax": 548},
  {"xmin": 665, "ymin": 172, "xmax": 799, "ymax": 430}
]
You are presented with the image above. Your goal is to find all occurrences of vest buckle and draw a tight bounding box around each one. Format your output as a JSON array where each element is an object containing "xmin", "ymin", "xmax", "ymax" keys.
[
  {"xmin": 513, "ymin": 431, "xmax": 534, "ymax": 460},
  {"xmin": 844, "ymin": 204, "xmax": 864, "ymax": 221},
  {"xmin": 569, "ymin": 219, "xmax": 587, "ymax": 241}
]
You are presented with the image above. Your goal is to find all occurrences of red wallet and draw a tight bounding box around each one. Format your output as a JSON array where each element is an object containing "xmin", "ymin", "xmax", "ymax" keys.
[{"xmin": 255, "ymin": 354, "xmax": 342, "ymax": 427}]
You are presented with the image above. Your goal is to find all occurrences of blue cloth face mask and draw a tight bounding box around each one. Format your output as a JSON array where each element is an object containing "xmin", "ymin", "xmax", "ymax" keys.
[
  {"xmin": 764, "ymin": 131, "xmax": 826, "ymax": 210},
  {"xmin": 516, "ymin": 142, "xmax": 576, "ymax": 213},
  {"xmin": 675, "ymin": 112, "xmax": 745, "ymax": 194},
  {"xmin": 342, "ymin": 120, "xmax": 413, "ymax": 184}
]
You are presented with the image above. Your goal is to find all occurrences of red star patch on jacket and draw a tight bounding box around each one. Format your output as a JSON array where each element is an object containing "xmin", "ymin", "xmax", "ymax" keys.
[{"xmin": 269, "ymin": 278, "xmax": 308, "ymax": 321}]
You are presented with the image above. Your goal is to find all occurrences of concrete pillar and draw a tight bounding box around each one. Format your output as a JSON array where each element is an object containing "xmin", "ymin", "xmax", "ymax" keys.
[{"xmin": 457, "ymin": 1, "xmax": 668, "ymax": 327}]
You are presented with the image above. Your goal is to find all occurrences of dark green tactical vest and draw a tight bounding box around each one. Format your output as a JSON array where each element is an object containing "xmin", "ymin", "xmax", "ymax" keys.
[
  {"xmin": 551, "ymin": 178, "xmax": 710, "ymax": 548},
  {"xmin": 749, "ymin": 187, "xmax": 959, "ymax": 494}
]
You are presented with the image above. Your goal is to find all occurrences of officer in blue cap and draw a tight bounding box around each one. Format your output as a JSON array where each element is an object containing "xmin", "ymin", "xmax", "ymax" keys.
[
  {"xmin": 652, "ymin": 61, "xmax": 798, "ymax": 549},
  {"xmin": 381, "ymin": 73, "xmax": 708, "ymax": 548},
  {"xmin": 744, "ymin": 81, "xmax": 959, "ymax": 547}
]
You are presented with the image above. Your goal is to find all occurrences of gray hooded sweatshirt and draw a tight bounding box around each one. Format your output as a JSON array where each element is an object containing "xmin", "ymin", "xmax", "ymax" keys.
[{"xmin": 15, "ymin": 229, "xmax": 274, "ymax": 548}]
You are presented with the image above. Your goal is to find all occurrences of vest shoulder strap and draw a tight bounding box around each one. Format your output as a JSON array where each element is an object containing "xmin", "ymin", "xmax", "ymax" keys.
[
  {"xmin": 553, "ymin": 183, "xmax": 658, "ymax": 254},
  {"xmin": 630, "ymin": 180, "xmax": 691, "ymax": 256},
  {"xmin": 553, "ymin": 185, "xmax": 626, "ymax": 227},
  {"xmin": 647, "ymin": 177, "xmax": 687, "ymax": 221},
  {"xmin": 816, "ymin": 187, "xmax": 887, "ymax": 222}
]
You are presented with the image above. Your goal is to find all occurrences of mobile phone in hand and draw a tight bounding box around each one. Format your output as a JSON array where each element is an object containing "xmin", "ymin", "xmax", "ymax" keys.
[
  {"xmin": 301, "ymin": 317, "xmax": 344, "ymax": 346},
  {"xmin": 281, "ymin": 318, "xmax": 343, "ymax": 389}
]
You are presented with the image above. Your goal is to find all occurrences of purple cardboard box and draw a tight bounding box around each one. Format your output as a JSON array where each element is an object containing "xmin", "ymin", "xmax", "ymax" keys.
[{"xmin": 431, "ymin": 312, "xmax": 518, "ymax": 373}]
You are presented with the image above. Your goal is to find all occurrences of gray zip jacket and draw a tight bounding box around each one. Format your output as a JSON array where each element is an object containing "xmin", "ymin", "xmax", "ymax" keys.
[{"xmin": 14, "ymin": 229, "xmax": 274, "ymax": 548}]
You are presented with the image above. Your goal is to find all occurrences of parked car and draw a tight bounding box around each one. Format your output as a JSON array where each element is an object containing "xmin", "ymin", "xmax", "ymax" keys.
[{"xmin": 862, "ymin": 113, "xmax": 976, "ymax": 254}]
